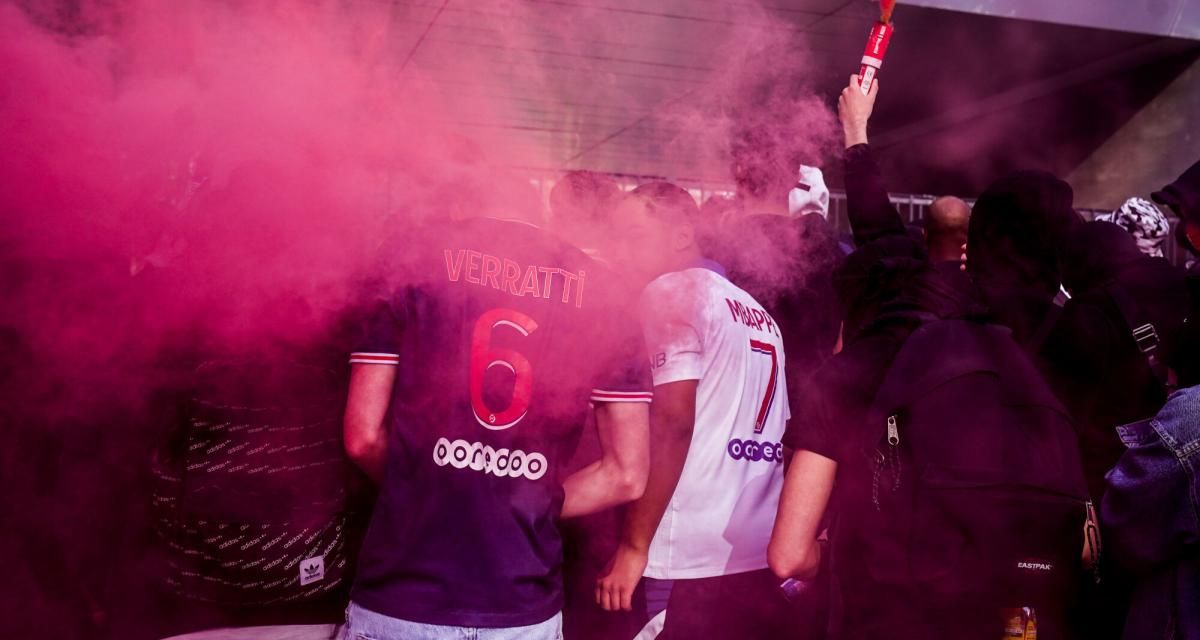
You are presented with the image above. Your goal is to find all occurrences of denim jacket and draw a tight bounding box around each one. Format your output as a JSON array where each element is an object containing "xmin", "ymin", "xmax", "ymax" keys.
[{"xmin": 1103, "ymin": 385, "xmax": 1200, "ymax": 640}]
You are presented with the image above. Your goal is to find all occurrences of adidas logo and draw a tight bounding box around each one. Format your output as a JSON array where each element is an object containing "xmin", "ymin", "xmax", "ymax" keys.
[{"xmin": 299, "ymin": 555, "xmax": 325, "ymax": 585}]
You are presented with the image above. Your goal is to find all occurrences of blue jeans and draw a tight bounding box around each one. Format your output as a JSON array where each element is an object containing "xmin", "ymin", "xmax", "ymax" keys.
[{"xmin": 341, "ymin": 602, "xmax": 563, "ymax": 640}]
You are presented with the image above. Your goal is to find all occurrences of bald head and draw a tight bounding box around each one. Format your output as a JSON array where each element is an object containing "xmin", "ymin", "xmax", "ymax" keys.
[{"xmin": 925, "ymin": 196, "xmax": 971, "ymax": 263}]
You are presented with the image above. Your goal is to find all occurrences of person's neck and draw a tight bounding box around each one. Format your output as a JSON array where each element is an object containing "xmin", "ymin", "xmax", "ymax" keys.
[
  {"xmin": 552, "ymin": 222, "xmax": 603, "ymax": 254},
  {"xmin": 665, "ymin": 249, "xmax": 703, "ymax": 274},
  {"xmin": 928, "ymin": 245, "xmax": 961, "ymax": 264}
]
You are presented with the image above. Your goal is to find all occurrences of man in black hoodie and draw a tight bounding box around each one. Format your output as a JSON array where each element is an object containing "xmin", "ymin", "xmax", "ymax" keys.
[
  {"xmin": 773, "ymin": 75, "xmax": 1082, "ymax": 640},
  {"xmin": 967, "ymin": 171, "xmax": 1082, "ymax": 346},
  {"xmin": 968, "ymin": 164, "xmax": 1196, "ymax": 640},
  {"xmin": 1045, "ymin": 222, "xmax": 1191, "ymax": 499},
  {"xmin": 1154, "ymin": 159, "xmax": 1200, "ymax": 267}
]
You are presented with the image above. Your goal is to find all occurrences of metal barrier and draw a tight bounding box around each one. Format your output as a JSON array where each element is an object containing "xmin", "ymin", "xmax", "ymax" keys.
[{"xmin": 533, "ymin": 174, "xmax": 1191, "ymax": 267}]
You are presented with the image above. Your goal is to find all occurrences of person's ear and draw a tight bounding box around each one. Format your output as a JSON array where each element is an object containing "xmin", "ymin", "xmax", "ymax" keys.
[{"xmin": 671, "ymin": 224, "xmax": 696, "ymax": 252}]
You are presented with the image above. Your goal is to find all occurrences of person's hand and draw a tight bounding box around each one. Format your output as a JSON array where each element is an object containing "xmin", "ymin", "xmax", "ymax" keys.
[
  {"xmin": 838, "ymin": 74, "xmax": 878, "ymax": 148},
  {"xmin": 596, "ymin": 543, "xmax": 648, "ymax": 612}
]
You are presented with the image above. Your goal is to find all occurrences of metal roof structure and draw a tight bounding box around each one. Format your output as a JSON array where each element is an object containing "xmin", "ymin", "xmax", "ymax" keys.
[{"xmin": 365, "ymin": 1, "xmax": 1200, "ymax": 194}]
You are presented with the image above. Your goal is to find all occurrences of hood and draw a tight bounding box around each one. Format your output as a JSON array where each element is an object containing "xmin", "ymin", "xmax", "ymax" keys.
[
  {"xmin": 968, "ymin": 170, "xmax": 1082, "ymax": 305},
  {"xmin": 1061, "ymin": 221, "xmax": 1148, "ymax": 294},
  {"xmin": 1153, "ymin": 158, "xmax": 1200, "ymax": 225}
]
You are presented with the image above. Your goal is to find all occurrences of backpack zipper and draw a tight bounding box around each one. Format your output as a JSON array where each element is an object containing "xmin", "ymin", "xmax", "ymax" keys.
[
  {"xmin": 887, "ymin": 414, "xmax": 900, "ymax": 446},
  {"xmin": 1084, "ymin": 499, "xmax": 1102, "ymax": 584},
  {"xmin": 873, "ymin": 415, "xmax": 903, "ymax": 511}
]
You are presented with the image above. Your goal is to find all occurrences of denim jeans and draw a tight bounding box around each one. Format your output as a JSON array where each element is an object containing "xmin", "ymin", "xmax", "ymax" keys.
[{"xmin": 341, "ymin": 602, "xmax": 563, "ymax": 640}]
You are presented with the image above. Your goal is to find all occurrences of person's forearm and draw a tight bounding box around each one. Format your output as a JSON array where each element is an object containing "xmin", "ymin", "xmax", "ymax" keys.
[
  {"xmin": 768, "ymin": 450, "xmax": 836, "ymax": 579},
  {"xmin": 838, "ymin": 75, "xmax": 904, "ymax": 245},
  {"xmin": 619, "ymin": 418, "xmax": 693, "ymax": 552},
  {"xmin": 845, "ymin": 143, "xmax": 906, "ymax": 245},
  {"xmin": 348, "ymin": 440, "xmax": 386, "ymax": 483},
  {"xmin": 344, "ymin": 405, "xmax": 388, "ymax": 483},
  {"xmin": 844, "ymin": 121, "xmax": 868, "ymax": 149},
  {"xmin": 563, "ymin": 401, "xmax": 650, "ymax": 518},
  {"xmin": 562, "ymin": 458, "xmax": 645, "ymax": 518},
  {"xmin": 344, "ymin": 364, "xmax": 395, "ymax": 484}
]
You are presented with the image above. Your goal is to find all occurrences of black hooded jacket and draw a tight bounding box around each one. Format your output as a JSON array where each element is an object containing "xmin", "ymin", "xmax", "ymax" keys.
[
  {"xmin": 1154, "ymin": 158, "xmax": 1200, "ymax": 387},
  {"xmin": 1045, "ymin": 221, "xmax": 1192, "ymax": 498},
  {"xmin": 968, "ymin": 170, "xmax": 1082, "ymax": 347}
]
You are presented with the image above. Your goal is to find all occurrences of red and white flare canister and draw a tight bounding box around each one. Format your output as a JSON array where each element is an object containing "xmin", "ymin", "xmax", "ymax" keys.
[{"xmin": 859, "ymin": 0, "xmax": 897, "ymax": 95}]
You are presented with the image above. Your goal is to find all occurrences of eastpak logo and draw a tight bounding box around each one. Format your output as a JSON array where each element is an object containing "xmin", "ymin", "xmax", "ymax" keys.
[
  {"xmin": 1016, "ymin": 561, "xmax": 1053, "ymax": 572},
  {"xmin": 299, "ymin": 555, "xmax": 325, "ymax": 586}
]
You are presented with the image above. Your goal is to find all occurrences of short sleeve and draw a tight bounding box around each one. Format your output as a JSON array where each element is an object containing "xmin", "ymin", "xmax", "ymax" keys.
[
  {"xmin": 782, "ymin": 376, "xmax": 836, "ymax": 459},
  {"xmin": 783, "ymin": 353, "xmax": 866, "ymax": 463},
  {"xmin": 639, "ymin": 273, "xmax": 705, "ymax": 386},
  {"xmin": 349, "ymin": 296, "xmax": 404, "ymax": 366},
  {"xmin": 589, "ymin": 322, "xmax": 653, "ymax": 404}
]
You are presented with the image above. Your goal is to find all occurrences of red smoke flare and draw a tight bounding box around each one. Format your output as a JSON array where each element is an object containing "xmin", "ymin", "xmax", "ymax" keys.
[{"xmin": 880, "ymin": 0, "xmax": 898, "ymax": 24}]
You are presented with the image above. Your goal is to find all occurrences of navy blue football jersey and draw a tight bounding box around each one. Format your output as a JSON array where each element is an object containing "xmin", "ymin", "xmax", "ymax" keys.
[{"xmin": 349, "ymin": 217, "xmax": 650, "ymax": 627}]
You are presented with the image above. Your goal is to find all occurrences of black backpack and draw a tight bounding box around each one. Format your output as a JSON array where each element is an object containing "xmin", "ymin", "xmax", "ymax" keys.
[{"xmin": 851, "ymin": 315, "xmax": 1095, "ymax": 638}]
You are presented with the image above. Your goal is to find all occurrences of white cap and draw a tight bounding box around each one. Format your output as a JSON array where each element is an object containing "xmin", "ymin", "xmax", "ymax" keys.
[{"xmin": 788, "ymin": 165, "xmax": 830, "ymax": 220}]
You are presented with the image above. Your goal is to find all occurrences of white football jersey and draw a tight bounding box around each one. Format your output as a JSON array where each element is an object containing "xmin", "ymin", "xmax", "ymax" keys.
[{"xmin": 639, "ymin": 265, "xmax": 790, "ymax": 579}]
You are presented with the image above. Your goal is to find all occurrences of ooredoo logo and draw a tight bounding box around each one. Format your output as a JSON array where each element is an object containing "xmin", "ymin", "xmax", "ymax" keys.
[
  {"xmin": 433, "ymin": 437, "xmax": 549, "ymax": 481},
  {"xmin": 727, "ymin": 438, "xmax": 783, "ymax": 463}
]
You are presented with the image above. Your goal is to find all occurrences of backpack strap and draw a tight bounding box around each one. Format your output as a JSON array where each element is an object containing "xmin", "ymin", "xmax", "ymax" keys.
[{"xmin": 1105, "ymin": 283, "xmax": 1171, "ymax": 390}]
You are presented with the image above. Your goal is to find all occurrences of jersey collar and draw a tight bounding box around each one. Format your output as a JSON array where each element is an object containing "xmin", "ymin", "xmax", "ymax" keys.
[{"xmin": 691, "ymin": 257, "xmax": 727, "ymax": 278}]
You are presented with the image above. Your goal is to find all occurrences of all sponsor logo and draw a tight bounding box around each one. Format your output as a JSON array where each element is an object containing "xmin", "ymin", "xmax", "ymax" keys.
[
  {"xmin": 1017, "ymin": 560, "xmax": 1054, "ymax": 572},
  {"xmin": 727, "ymin": 438, "xmax": 784, "ymax": 463},
  {"xmin": 433, "ymin": 437, "xmax": 549, "ymax": 481}
]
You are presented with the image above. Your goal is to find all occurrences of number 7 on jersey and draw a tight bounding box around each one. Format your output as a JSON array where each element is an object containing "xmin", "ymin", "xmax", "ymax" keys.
[{"xmin": 749, "ymin": 340, "xmax": 779, "ymax": 434}]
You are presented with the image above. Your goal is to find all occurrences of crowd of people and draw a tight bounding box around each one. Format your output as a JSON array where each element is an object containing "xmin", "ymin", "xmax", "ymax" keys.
[{"xmin": 148, "ymin": 75, "xmax": 1200, "ymax": 640}]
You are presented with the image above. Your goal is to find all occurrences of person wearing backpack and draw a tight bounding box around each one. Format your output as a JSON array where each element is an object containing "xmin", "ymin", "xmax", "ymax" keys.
[
  {"xmin": 1048, "ymin": 221, "xmax": 1191, "ymax": 500},
  {"xmin": 769, "ymin": 75, "xmax": 1095, "ymax": 640}
]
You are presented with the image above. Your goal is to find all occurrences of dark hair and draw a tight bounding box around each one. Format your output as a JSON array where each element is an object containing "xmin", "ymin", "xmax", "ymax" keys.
[
  {"xmin": 549, "ymin": 170, "xmax": 621, "ymax": 225},
  {"xmin": 730, "ymin": 129, "xmax": 797, "ymax": 203},
  {"xmin": 967, "ymin": 171, "xmax": 1082, "ymax": 296},
  {"xmin": 631, "ymin": 181, "xmax": 699, "ymax": 225}
]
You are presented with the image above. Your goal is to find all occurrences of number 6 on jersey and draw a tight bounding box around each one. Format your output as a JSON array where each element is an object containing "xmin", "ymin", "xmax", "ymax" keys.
[{"xmin": 470, "ymin": 308, "xmax": 538, "ymax": 430}]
